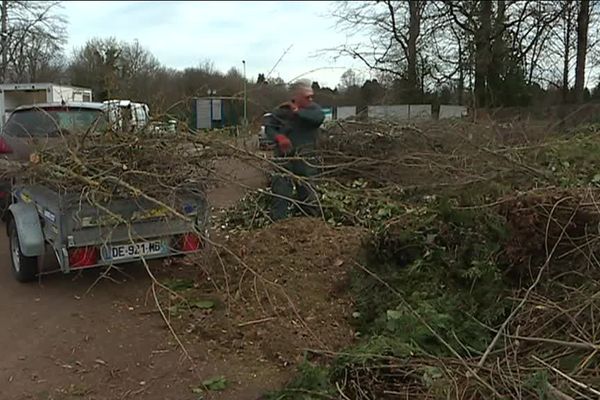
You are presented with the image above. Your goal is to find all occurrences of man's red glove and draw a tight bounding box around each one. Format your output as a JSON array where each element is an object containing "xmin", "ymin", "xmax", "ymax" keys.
[{"xmin": 274, "ymin": 134, "xmax": 292, "ymax": 153}]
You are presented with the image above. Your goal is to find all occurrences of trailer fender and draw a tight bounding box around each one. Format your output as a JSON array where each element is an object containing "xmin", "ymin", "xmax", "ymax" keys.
[{"xmin": 8, "ymin": 202, "xmax": 44, "ymax": 257}]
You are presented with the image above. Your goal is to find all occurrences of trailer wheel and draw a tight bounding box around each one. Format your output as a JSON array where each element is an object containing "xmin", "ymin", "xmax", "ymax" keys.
[
  {"xmin": 8, "ymin": 218, "xmax": 38, "ymax": 282},
  {"xmin": 0, "ymin": 196, "xmax": 10, "ymax": 222}
]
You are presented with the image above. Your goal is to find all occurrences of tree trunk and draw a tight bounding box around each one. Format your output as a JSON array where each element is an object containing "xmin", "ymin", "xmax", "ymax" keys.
[
  {"xmin": 488, "ymin": 0, "xmax": 506, "ymax": 106},
  {"xmin": 575, "ymin": 0, "xmax": 590, "ymax": 104},
  {"xmin": 562, "ymin": 1, "xmax": 572, "ymax": 103},
  {"xmin": 1, "ymin": 0, "xmax": 7, "ymax": 83},
  {"xmin": 407, "ymin": 0, "xmax": 421, "ymax": 102},
  {"xmin": 458, "ymin": 39, "xmax": 464, "ymax": 105},
  {"xmin": 475, "ymin": 0, "xmax": 492, "ymax": 108}
]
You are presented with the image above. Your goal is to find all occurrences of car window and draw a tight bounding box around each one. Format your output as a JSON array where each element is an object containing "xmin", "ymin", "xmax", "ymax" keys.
[{"xmin": 3, "ymin": 108, "xmax": 107, "ymax": 138}]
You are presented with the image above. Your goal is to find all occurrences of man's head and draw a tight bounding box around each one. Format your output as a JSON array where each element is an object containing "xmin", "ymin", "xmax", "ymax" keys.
[{"xmin": 290, "ymin": 79, "xmax": 314, "ymax": 109}]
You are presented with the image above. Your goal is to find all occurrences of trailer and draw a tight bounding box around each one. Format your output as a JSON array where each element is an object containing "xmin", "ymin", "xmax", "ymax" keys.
[
  {"xmin": 0, "ymin": 101, "xmax": 208, "ymax": 282},
  {"xmin": 7, "ymin": 183, "xmax": 208, "ymax": 282},
  {"xmin": 0, "ymin": 83, "xmax": 93, "ymax": 128}
]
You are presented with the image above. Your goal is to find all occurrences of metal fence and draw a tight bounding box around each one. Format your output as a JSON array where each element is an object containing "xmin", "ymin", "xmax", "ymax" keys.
[{"xmin": 329, "ymin": 104, "xmax": 468, "ymax": 121}]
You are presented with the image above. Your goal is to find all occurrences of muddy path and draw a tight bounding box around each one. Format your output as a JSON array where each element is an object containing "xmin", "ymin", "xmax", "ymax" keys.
[{"xmin": 0, "ymin": 158, "xmax": 284, "ymax": 400}]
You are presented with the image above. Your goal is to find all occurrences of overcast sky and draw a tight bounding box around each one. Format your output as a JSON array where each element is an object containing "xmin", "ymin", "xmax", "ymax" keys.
[{"xmin": 61, "ymin": 1, "xmax": 369, "ymax": 88}]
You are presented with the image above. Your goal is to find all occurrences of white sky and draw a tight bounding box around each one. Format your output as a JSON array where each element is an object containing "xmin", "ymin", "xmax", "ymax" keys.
[{"xmin": 60, "ymin": 0, "xmax": 369, "ymax": 88}]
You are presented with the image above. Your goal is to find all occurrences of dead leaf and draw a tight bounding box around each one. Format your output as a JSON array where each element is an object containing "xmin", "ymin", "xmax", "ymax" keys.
[{"xmin": 29, "ymin": 153, "xmax": 40, "ymax": 164}]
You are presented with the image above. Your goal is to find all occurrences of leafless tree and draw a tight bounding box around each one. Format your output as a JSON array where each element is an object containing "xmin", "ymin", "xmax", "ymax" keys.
[
  {"xmin": 0, "ymin": 1, "xmax": 66, "ymax": 83},
  {"xmin": 575, "ymin": 0, "xmax": 591, "ymax": 103},
  {"xmin": 437, "ymin": 1, "xmax": 565, "ymax": 106},
  {"xmin": 338, "ymin": 69, "xmax": 364, "ymax": 91},
  {"xmin": 330, "ymin": 0, "xmax": 430, "ymax": 102},
  {"xmin": 69, "ymin": 37, "xmax": 162, "ymax": 101},
  {"xmin": 329, "ymin": 0, "xmax": 596, "ymax": 107}
]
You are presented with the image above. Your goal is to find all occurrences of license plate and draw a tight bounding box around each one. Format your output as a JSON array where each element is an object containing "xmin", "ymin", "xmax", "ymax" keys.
[{"xmin": 102, "ymin": 240, "xmax": 165, "ymax": 261}]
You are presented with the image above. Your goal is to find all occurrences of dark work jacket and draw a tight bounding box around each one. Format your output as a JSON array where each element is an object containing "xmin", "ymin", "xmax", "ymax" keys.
[
  {"xmin": 264, "ymin": 102, "xmax": 325, "ymax": 156},
  {"xmin": 263, "ymin": 102, "xmax": 325, "ymax": 177}
]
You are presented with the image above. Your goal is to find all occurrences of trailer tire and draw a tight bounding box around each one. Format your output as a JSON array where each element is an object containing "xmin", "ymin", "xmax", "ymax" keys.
[
  {"xmin": 0, "ymin": 197, "xmax": 10, "ymax": 223},
  {"xmin": 8, "ymin": 217, "xmax": 38, "ymax": 282}
]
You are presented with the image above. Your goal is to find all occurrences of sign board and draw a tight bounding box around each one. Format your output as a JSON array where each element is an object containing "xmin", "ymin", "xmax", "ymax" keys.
[{"xmin": 322, "ymin": 107, "xmax": 333, "ymax": 121}]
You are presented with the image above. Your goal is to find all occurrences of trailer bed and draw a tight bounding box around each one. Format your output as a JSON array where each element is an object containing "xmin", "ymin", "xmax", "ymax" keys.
[{"xmin": 7, "ymin": 183, "xmax": 208, "ymax": 280}]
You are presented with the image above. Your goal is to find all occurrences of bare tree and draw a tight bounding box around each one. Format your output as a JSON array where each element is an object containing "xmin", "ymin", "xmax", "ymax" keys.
[
  {"xmin": 560, "ymin": 0, "xmax": 577, "ymax": 102},
  {"xmin": 1, "ymin": 0, "xmax": 7, "ymax": 82},
  {"xmin": 11, "ymin": 26, "xmax": 65, "ymax": 82},
  {"xmin": 0, "ymin": 1, "xmax": 66, "ymax": 82},
  {"xmin": 119, "ymin": 39, "xmax": 161, "ymax": 100},
  {"xmin": 441, "ymin": 1, "xmax": 565, "ymax": 106},
  {"xmin": 330, "ymin": 0, "xmax": 430, "ymax": 102},
  {"xmin": 69, "ymin": 37, "xmax": 162, "ymax": 101},
  {"xmin": 338, "ymin": 69, "xmax": 363, "ymax": 91},
  {"xmin": 120, "ymin": 39, "xmax": 160, "ymax": 78},
  {"xmin": 575, "ymin": 0, "xmax": 590, "ymax": 103},
  {"xmin": 69, "ymin": 37, "xmax": 127, "ymax": 99},
  {"xmin": 406, "ymin": 0, "xmax": 425, "ymax": 100},
  {"xmin": 474, "ymin": 0, "xmax": 492, "ymax": 107}
]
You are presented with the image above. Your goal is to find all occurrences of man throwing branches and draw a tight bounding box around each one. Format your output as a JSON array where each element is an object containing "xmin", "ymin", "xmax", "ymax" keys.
[{"xmin": 263, "ymin": 79, "xmax": 325, "ymax": 221}]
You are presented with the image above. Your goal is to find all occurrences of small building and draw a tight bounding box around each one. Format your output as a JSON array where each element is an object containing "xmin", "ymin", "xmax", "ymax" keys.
[{"xmin": 192, "ymin": 96, "xmax": 243, "ymax": 130}]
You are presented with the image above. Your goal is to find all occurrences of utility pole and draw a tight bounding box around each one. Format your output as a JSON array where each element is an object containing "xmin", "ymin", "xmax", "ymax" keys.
[
  {"xmin": 1, "ymin": 0, "xmax": 8, "ymax": 83},
  {"xmin": 242, "ymin": 60, "xmax": 247, "ymax": 128}
]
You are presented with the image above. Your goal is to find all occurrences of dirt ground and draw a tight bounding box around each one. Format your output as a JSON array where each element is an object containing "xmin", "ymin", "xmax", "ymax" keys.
[
  {"xmin": 167, "ymin": 218, "xmax": 364, "ymax": 366},
  {"xmin": 0, "ymin": 157, "xmax": 301, "ymax": 400}
]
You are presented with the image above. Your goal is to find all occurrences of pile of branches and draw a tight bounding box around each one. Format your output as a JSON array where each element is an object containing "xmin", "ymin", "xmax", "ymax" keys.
[
  {"xmin": 315, "ymin": 119, "xmax": 599, "ymax": 202},
  {"xmin": 3, "ymin": 127, "xmax": 245, "ymax": 214},
  {"xmin": 256, "ymin": 120, "xmax": 600, "ymax": 399},
  {"xmin": 24, "ymin": 117, "xmax": 597, "ymax": 399},
  {"xmin": 331, "ymin": 189, "xmax": 600, "ymax": 399}
]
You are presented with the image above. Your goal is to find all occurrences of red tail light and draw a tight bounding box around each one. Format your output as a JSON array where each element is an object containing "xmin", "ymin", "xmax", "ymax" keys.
[
  {"xmin": 0, "ymin": 137, "xmax": 12, "ymax": 154},
  {"xmin": 69, "ymin": 247, "xmax": 99, "ymax": 269},
  {"xmin": 180, "ymin": 233, "xmax": 201, "ymax": 252}
]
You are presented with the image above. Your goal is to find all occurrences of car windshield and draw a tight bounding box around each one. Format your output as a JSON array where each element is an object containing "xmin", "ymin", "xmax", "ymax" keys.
[{"xmin": 3, "ymin": 107, "xmax": 107, "ymax": 138}]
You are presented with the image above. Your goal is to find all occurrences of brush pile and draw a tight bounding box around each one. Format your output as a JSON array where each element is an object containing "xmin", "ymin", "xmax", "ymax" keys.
[
  {"xmin": 11, "ymin": 113, "xmax": 600, "ymax": 398},
  {"xmin": 212, "ymin": 119, "xmax": 600, "ymax": 399},
  {"xmin": 315, "ymin": 119, "xmax": 547, "ymax": 190},
  {"xmin": 0, "ymin": 127, "xmax": 249, "ymax": 213},
  {"xmin": 331, "ymin": 188, "xmax": 600, "ymax": 399}
]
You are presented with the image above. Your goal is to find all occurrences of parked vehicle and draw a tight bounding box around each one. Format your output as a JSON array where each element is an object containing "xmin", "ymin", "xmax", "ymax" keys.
[
  {"xmin": 258, "ymin": 113, "xmax": 274, "ymax": 150},
  {"xmin": 7, "ymin": 183, "xmax": 207, "ymax": 282},
  {"xmin": 0, "ymin": 83, "xmax": 93, "ymax": 129},
  {"xmin": 0, "ymin": 100, "xmax": 152, "ymax": 179},
  {"xmin": 0, "ymin": 102, "xmax": 109, "ymax": 214},
  {"xmin": 103, "ymin": 99, "xmax": 151, "ymax": 132}
]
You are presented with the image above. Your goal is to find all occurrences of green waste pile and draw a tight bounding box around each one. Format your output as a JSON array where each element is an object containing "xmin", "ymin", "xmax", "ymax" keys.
[{"xmin": 215, "ymin": 120, "xmax": 600, "ymax": 399}]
